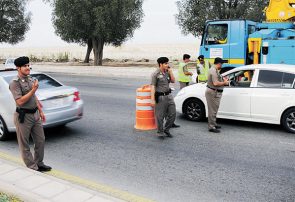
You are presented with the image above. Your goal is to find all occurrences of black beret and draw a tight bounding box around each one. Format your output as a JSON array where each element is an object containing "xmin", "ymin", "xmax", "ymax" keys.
[
  {"xmin": 14, "ymin": 56, "xmax": 30, "ymax": 67},
  {"xmin": 214, "ymin": 57, "xmax": 227, "ymax": 64},
  {"xmin": 157, "ymin": 57, "xmax": 169, "ymax": 64}
]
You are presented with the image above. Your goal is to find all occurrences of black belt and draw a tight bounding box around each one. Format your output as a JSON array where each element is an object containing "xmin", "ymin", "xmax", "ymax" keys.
[
  {"xmin": 156, "ymin": 91, "xmax": 171, "ymax": 96},
  {"xmin": 155, "ymin": 90, "xmax": 171, "ymax": 103},
  {"xmin": 207, "ymin": 85, "xmax": 223, "ymax": 93},
  {"xmin": 16, "ymin": 107, "xmax": 38, "ymax": 114},
  {"xmin": 16, "ymin": 108, "xmax": 38, "ymax": 123}
]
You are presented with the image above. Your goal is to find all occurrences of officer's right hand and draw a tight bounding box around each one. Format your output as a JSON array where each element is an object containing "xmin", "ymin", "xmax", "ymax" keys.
[
  {"xmin": 223, "ymin": 78, "xmax": 229, "ymax": 86},
  {"xmin": 32, "ymin": 80, "xmax": 39, "ymax": 93}
]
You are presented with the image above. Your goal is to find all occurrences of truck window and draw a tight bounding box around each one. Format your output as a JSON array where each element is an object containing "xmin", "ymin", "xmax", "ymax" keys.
[
  {"xmin": 248, "ymin": 25, "xmax": 256, "ymax": 35},
  {"xmin": 257, "ymin": 70, "xmax": 283, "ymax": 88},
  {"xmin": 205, "ymin": 24, "xmax": 228, "ymax": 45}
]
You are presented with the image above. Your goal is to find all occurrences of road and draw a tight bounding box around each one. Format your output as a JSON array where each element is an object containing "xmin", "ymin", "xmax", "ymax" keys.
[{"xmin": 1, "ymin": 73, "xmax": 295, "ymax": 202}]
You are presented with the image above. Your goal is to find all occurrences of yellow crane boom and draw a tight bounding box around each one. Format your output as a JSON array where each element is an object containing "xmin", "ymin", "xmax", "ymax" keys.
[{"xmin": 265, "ymin": 0, "xmax": 295, "ymax": 22}]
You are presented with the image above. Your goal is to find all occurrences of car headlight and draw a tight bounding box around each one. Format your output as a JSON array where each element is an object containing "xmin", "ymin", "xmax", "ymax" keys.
[{"xmin": 176, "ymin": 88, "xmax": 186, "ymax": 97}]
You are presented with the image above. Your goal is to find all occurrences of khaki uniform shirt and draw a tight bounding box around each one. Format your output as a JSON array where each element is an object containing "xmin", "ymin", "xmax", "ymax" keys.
[
  {"xmin": 9, "ymin": 75, "xmax": 37, "ymax": 109},
  {"xmin": 151, "ymin": 69, "xmax": 171, "ymax": 93},
  {"xmin": 207, "ymin": 66, "xmax": 224, "ymax": 90}
]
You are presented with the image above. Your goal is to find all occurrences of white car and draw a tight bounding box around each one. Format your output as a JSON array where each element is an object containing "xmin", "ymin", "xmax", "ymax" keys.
[
  {"xmin": 174, "ymin": 64, "xmax": 295, "ymax": 133},
  {"xmin": 3, "ymin": 58, "xmax": 16, "ymax": 69}
]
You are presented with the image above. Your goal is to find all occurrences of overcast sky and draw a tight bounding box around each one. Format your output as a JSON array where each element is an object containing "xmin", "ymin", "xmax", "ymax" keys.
[{"xmin": 1, "ymin": 0, "xmax": 197, "ymax": 48}]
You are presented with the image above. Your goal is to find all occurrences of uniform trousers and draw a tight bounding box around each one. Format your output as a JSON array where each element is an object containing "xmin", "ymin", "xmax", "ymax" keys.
[
  {"xmin": 14, "ymin": 111, "xmax": 45, "ymax": 170},
  {"xmin": 205, "ymin": 88, "xmax": 222, "ymax": 130},
  {"xmin": 155, "ymin": 94, "xmax": 176, "ymax": 133}
]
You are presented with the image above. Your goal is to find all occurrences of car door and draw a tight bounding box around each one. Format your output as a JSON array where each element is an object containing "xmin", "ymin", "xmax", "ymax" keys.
[
  {"xmin": 218, "ymin": 70, "xmax": 254, "ymax": 119},
  {"xmin": 251, "ymin": 70, "xmax": 295, "ymax": 122}
]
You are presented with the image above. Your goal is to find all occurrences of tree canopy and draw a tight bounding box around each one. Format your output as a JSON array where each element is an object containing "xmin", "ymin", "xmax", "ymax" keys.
[
  {"xmin": 0, "ymin": 0, "xmax": 31, "ymax": 44},
  {"xmin": 176, "ymin": 0, "xmax": 269, "ymax": 37},
  {"xmin": 51, "ymin": 0, "xmax": 144, "ymax": 65}
]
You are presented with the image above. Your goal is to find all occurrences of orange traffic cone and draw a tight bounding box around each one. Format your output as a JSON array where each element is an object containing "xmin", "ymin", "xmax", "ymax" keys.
[{"xmin": 134, "ymin": 85, "xmax": 157, "ymax": 130}]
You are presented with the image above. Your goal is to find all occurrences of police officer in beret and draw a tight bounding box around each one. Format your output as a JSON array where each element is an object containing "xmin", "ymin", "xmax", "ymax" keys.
[
  {"xmin": 151, "ymin": 57, "xmax": 176, "ymax": 138},
  {"xmin": 9, "ymin": 56, "xmax": 51, "ymax": 172},
  {"xmin": 205, "ymin": 57, "xmax": 229, "ymax": 133}
]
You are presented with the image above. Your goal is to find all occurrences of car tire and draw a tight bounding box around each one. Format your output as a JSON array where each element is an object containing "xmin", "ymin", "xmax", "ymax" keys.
[
  {"xmin": 282, "ymin": 108, "xmax": 295, "ymax": 134},
  {"xmin": 183, "ymin": 98, "xmax": 205, "ymax": 121},
  {"xmin": 0, "ymin": 115, "xmax": 9, "ymax": 141}
]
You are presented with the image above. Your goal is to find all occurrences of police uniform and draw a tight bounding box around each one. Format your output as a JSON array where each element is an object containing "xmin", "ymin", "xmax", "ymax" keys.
[
  {"xmin": 151, "ymin": 69, "xmax": 176, "ymax": 134},
  {"xmin": 205, "ymin": 66, "xmax": 224, "ymax": 130},
  {"xmin": 9, "ymin": 74, "xmax": 46, "ymax": 171}
]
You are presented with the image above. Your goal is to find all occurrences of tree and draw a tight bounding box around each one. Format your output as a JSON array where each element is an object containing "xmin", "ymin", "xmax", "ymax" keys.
[
  {"xmin": 0, "ymin": 0, "xmax": 31, "ymax": 44},
  {"xmin": 176, "ymin": 0, "xmax": 269, "ymax": 37},
  {"xmin": 51, "ymin": 0, "xmax": 144, "ymax": 66}
]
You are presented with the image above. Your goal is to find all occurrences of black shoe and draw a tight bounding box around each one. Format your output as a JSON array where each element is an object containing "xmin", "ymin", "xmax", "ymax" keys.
[
  {"xmin": 215, "ymin": 125, "xmax": 221, "ymax": 129},
  {"xmin": 157, "ymin": 132, "xmax": 165, "ymax": 138},
  {"xmin": 38, "ymin": 165, "xmax": 52, "ymax": 172},
  {"xmin": 209, "ymin": 128, "xmax": 220, "ymax": 133},
  {"xmin": 171, "ymin": 123, "xmax": 180, "ymax": 128},
  {"xmin": 164, "ymin": 131, "xmax": 173, "ymax": 138}
]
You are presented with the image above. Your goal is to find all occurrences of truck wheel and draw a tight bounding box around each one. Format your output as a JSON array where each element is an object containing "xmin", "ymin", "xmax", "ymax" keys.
[
  {"xmin": 0, "ymin": 115, "xmax": 9, "ymax": 141},
  {"xmin": 183, "ymin": 99, "xmax": 205, "ymax": 121},
  {"xmin": 282, "ymin": 108, "xmax": 295, "ymax": 134}
]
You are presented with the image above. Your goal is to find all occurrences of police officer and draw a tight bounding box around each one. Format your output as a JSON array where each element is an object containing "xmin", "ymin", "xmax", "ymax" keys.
[
  {"xmin": 151, "ymin": 57, "xmax": 176, "ymax": 138},
  {"xmin": 9, "ymin": 56, "xmax": 51, "ymax": 172},
  {"xmin": 196, "ymin": 55, "xmax": 211, "ymax": 83},
  {"xmin": 178, "ymin": 54, "xmax": 193, "ymax": 89},
  {"xmin": 205, "ymin": 57, "xmax": 229, "ymax": 133}
]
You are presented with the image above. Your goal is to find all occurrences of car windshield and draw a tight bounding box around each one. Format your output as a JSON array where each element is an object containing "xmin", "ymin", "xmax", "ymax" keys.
[
  {"xmin": 3, "ymin": 73, "xmax": 62, "ymax": 89},
  {"xmin": 6, "ymin": 59, "xmax": 14, "ymax": 64}
]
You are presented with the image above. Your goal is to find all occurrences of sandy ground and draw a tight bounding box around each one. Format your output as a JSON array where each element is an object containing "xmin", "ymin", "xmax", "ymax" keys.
[{"xmin": 0, "ymin": 43, "xmax": 200, "ymax": 63}]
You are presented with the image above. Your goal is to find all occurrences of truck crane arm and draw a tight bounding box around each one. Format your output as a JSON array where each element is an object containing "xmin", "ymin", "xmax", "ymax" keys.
[{"xmin": 265, "ymin": 0, "xmax": 295, "ymax": 22}]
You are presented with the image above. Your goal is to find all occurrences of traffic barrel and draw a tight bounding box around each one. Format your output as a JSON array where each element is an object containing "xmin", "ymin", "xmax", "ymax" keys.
[{"xmin": 135, "ymin": 85, "xmax": 157, "ymax": 130}]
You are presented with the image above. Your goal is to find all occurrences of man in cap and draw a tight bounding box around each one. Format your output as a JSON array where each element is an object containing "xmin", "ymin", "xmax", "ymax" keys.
[
  {"xmin": 196, "ymin": 55, "xmax": 211, "ymax": 83},
  {"xmin": 151, "ymin": 57, "xmax": 176, "ymax": 138},
  {"xmin": 205, "ymin": 57, "xmax": 229, "ymax": 133},
  {"xmin": 178, "ymin": 54, "xmax": 193, "ymax": 89},
  {"xmin": 9, "ymin": 56, "xmax": 52, "ymax": 172}
]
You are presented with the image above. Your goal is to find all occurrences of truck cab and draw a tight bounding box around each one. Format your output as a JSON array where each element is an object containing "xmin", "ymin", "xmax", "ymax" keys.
[{"xmin": 200, "ymin": 20, "xmax": 257, "ymax": 70}]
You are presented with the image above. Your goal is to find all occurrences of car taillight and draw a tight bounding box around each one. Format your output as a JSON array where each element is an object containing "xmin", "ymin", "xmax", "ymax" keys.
[{"xmin": 73, "ymin": 91, "xmax": 80, "ymax": 102}]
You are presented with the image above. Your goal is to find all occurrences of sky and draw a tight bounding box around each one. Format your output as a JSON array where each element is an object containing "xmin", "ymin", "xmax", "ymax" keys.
[{"xmin": 0, "ymin": 0, "xmax": 197, "ymax": 48}]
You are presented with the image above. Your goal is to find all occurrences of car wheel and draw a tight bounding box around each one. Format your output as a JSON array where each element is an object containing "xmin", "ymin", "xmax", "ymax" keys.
[
  {"xmin": 183, "ymin": 99, "xmax": 205, "ymax": 121},
  {"xmin": 282, "ymin": 108, "xmax": 295, "ymax": 134},
  {"xmin": 0, "ymin": 115, "xmax": 9, "ymax": 141}
]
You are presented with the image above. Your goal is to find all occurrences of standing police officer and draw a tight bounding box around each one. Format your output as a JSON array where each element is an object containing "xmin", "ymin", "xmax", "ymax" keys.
[
  {"xmin": 151, "ymin": 57, "xmax": 176, "ymax": 138},
  {"xmin": 205, "ymin": 57, "xmax": 229, "ymax": 133},
  {"xmin": 9, "ymin": 56, "xmax": 52, "ymax": 172}
]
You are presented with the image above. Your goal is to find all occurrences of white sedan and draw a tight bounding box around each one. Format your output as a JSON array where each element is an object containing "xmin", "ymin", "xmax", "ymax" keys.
[{"xmin": 174, "ymin": 64, "xmax": 295, "ymax": 133}]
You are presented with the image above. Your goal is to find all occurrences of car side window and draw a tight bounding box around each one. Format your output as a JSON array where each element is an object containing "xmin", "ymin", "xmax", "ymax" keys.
[
  {"xmin": 225, "ymin": 70, "xmax": 254, "ymax": 88},
  {"xmin": 257, "ymin": 70, "xmax": 283, "ymax": 88},
  {"xmin": 282, "ymin": 73, "xmax": 295, "ymax": 88}
]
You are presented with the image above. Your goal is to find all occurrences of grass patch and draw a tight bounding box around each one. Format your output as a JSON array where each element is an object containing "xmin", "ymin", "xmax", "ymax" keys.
[{"xmin": 0, "ymin": 192, "xmax": 22, "ymax": 202}]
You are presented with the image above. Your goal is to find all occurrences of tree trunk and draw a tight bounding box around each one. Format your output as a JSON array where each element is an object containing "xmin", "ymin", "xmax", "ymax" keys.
[
  {"xmin": 83, "ymin": 38, "xmax": 93, "ymax": 63},
  {"xmin": 92, "ymin": 38, "xmax": 104, "ymax": 66}
]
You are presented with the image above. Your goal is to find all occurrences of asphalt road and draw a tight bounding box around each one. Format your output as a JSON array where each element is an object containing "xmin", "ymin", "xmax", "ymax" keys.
[{"xmin": 1, "ymin": 73, "xmax": 295, "ymax": 202}]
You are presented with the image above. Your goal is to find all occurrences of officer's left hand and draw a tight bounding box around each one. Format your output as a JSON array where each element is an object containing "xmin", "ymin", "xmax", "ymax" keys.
[{"xmin": 40, "ymin": 111, "xmax": 46, "ymax": 122}]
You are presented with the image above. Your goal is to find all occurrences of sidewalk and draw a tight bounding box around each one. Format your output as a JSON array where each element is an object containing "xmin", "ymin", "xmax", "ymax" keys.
[
  {"xmin": 0, "ymin": 158, "xmax": 124, "ymax": 202},
  {"xmin": 31, "ymin": 65, "xmax": 184, "ymax": 79}
]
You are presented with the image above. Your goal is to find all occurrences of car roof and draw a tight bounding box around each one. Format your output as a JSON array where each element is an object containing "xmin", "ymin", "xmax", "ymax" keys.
[{"xmin": 223, "ymin": 64, "xmax": 295, "ymax": 75}]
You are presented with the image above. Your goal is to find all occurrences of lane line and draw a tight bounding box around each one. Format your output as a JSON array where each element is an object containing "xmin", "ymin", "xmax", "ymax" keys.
[{"xmin": 0, "ymin": 150, "xmax": 154, "ymax": 202}]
